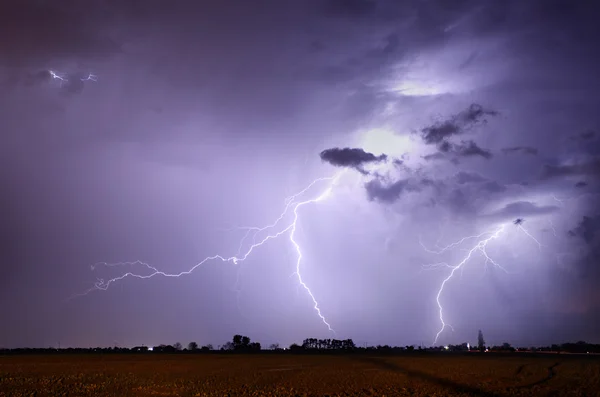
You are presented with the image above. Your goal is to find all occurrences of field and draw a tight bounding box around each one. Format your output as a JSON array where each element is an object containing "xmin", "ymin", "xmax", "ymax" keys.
[{"xmin": 1, "ymin": 353, "xmax": 598, "ymax": 396}]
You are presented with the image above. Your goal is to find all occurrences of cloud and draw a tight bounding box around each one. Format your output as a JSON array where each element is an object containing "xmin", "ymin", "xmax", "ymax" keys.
[
  {"xmin": 22, "ymin": 70, "xmax": 52, "ymax": 87},
  {"xmin": 485, "ymin": 201, "xmax": 560, "ymax": 221},
  {"xmin": 570, "ymin": 130, "xmax": 597, "ymax": 142},
  {"xmin": 58, "ymin": 73, "xmax": 88, "ymax": 96},
  {"xmin": 419, "ymin": 103, "xmax": 498, "ymax": 145},
  {"xmin": 454, "ymin": 171, "xmax": 487, "ymax": 184},
  {"xmin": 541, "ymin": 158, "xmax": 600, "ymax": 180},
  {"xmin": 364, "ymin": 178, "xmax": 420, "ymax": 203},
  {"xmin": 453, "ymin": 140, "xmax": 493, "ymax": 159},
  {"xmin": 502, "ymin": 146, "xmax": 539, "ymax": 156},
  {"xmin": 322, "ymin": 0, "xmax": 378, "ymax": 18},
  {"xmin": 422, "ymin": 152, "xmax": 446, "ymax": 161},
  {"xmin": 0, "ymin": 1, "xmax": 120, "ymax": 68},
  {"xmin": 568, "ymin": 214, "xmax": 600, "ymax": 245},
  {"xmin": 481, "ymin": 181, "xmax": 507, "ymax": 194},
  {"xmin": 320, "ymin": 147, "xmax": 387, "ymax": 174},
  {"xmin": 566, "ymin": 215, "xmax": 600, "ymax": 295},
  {"xmin": 424, "ymin": 140, "xmax": 493, "ymax": 161},
  {"xmin": 575, "ymin": 181, "xmax": 588, "ymax": 188}
]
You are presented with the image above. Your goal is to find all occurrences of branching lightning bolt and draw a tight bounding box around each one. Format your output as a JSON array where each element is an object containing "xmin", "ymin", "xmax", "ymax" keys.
[
  {"xmin": 516, "ymin": 224, "xmax": 542, "ymax": 250},
  {"xmin": 423, "ymin": 218, "xmax": 544, "ymax": 345},
  {"xmin": 75, "ymin": 174, "xmax": 343, "ymax": 333},
  {"xmin": 49, "ymin": 70, "xmax": 97, "ymax": 85},
  {"xmin": 427, "ymin": 225, "xmax": 506, "ymax": 345}
]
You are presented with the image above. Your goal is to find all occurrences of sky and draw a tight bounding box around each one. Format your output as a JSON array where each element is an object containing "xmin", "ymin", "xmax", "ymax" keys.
[{"xmin": 1, "ymin": 0, "xmax": 599, "ymax": 349}]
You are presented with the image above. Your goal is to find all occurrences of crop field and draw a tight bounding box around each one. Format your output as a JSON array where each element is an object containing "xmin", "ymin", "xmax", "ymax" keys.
[{"xmin": 1, "ymin": 353, "xmax": 598, "ymax": 396}]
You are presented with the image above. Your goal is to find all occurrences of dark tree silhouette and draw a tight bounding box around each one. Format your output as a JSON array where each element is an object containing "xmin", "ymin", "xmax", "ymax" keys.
[
  {"xmin": 230, "ymin": 335, "xmax": 260, "ymax": 352},
  {"xmin": 241, "ymin": 336, "xmax": 250, "ymax": 347},
  {"xmin": 187, "ymin": 342, "xmax": 198, "ymax": 351},
  {"xmin": 221, "ymin": 341, "xmax": 234, "ymax": 351},
  {"xmin": 173, "ymin": 342, "xmax": 183, "ymax": 351},
  {"xmin": 233, "ymin": 335, "xmax": 243, "ymax": 347},
  {"xmin": 477, "ymin": 330, "xmax": 485, "ymax": 352}
]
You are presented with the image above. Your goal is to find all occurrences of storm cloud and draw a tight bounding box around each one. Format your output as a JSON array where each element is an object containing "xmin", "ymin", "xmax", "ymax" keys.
[
  {"xmin": 320, "ymin": 147, "xmax": 388, "ymax": 174},
  {"xmin": 502, "ymin": 146, "xmax": 539, "ymax": 156},
  {"xmin": 419, "ymin": 103, "xmax": 498, "ymax": 145},
  {"xmin": 541, "ymin": 159, "xmax": 600, "ymax": 180}
]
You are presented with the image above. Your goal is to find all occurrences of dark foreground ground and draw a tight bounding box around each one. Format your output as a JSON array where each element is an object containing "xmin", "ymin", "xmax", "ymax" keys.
[{"xmin": 1, "ymin": 353, "xmax": 598, "ymax": 396}]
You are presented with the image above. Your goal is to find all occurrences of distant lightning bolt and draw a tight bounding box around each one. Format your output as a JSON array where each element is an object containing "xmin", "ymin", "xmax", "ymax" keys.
[
  {"xmin": 75, "ymin": 173, "xmax": 343, "ymax": 333},
  {"xmin": 48, "ymin": 70, "xmax": 97, "ymax": 85},
  {"xmin": 517, "ymin": 224, "xmax": 542, "ymax": 250},
  {"xmin": 548, "ymin": 220, "xmax": 558, "ymax": 237},
  {"xmin": 81, "ymin": 73, "xmax": 98, "ymax": 82},
  {"xmin": 424, "ymin": 218, "xmax": 546, "ymax": 345},
  {"xmin": 427, "ymin": 224, "xmax": 506, "ymax": 345}
]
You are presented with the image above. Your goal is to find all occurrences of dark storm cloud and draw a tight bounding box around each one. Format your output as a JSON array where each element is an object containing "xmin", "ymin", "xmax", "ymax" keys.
[
  {"xmin": 541, "ymin": 158, "xmax": 600, "ymax": 180},
  {"xmin": 486, "ymin": 201, "xmax": 560, "ymax": 221},
  {"xmin": 568, "ymin": 215, "xmax": 600, "ymax": 245},
  {"xmin": 419, "ymin": 103, "xmax": 498, "ymax": 145},
  {"xmin": 320, "ymin": 147, "xmax": 387, "ymax": 174},
  {"xmin": 423, "ymin": 140, "xmax": 493, "ymax": 161},
  {"xmin": 502, "ymin": 146, "xmax": 539, "ymax": 156},
  {"xmin": 454, "ymin": 171, "xmax": 487, "ymax": 185},
  {"xmin": 0, "ymin": 1, "xmax": 120, "ymax": 68},
  {"xmin": 453, "ymin": 140, "xmax": 493, "ymax": 159},
  {"xmin": 322, "ymin": 0, "xmax": 378, "ymax": 18},
  {"xmin": 571, "ymin": 130, "xmax": 597, "ymax": 142},
  {"xmin": 575, "ymin": 181, "xmax": 588, "ymax": 188},
  {"xmin": 566, "ymin": 215, "xmax": 600, "ymax": 299},
  {"xmin": 21, "ymin": 69, "xmax": 52, "ymax": 86},
  {"xmin": 364, "ymin": 178, "xmax": 420, "ymax": 203},
  {"xmin": 422, "ymin": 152, "xmax": 446, "ymax": 162},
  {"xmin": 58, "ymin": 73, "xmax": 88, "ymax": 96},
  {"xmin": 481, "ymin": 181, "xmax": 507, "ymax": 194}
]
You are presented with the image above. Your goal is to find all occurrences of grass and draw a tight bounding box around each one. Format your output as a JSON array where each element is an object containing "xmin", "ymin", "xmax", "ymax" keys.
[{"xmin": 1, "ymin": 353, "xmax": 598, "ymax": 396}]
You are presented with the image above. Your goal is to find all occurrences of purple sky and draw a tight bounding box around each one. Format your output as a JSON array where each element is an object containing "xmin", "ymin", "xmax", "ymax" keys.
[{"xmin": 1, "ymin": 0, "xmax": 599, "ymax": 349}]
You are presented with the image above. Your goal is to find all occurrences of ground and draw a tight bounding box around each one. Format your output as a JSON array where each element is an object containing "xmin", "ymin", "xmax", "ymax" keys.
[{"xmin": 1, "ymin": 353, "xmax": 598, "ymax": 396}]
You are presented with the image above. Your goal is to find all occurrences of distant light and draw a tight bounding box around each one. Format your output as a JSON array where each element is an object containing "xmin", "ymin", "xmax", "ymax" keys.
[
  {"xmin": 393, "ymin": 80, "xmax": 447, "ymax": 97},
  {"xmin": 467, "ymin": 343, "xmax": 470, "ymax": 350},
  {"xmin": 359, "ymin": 129, "xmax": 414, "ymax": 162},
  {"xmin": 444, "ymin": 346, "xmax": 449, "ymax": 350},
  {"xmin": 148, "ymin": 347, "xmax": 153, "ymax": 351}
]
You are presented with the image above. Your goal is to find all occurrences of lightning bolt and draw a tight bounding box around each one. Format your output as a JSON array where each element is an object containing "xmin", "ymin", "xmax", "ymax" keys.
[
  {"xmin": 424, "ymin": 219, "xmax": 546, "ymax": 345},
  {"xmin": 427, "ymin": 224, "xmax": 507, "ymax": 345},
  {"xmin": 75, "ymin": 174, "xmax": 343, "ymax": 333},
  {"xmin": 517, "ymin": 224, "xmax": 542, "ymax": 250},
  {"xmin": 49, "ymin": 70, "xmax": 97, "ymax": 86},
  {"xmin": 548, "ymin": 220, "xmax": 558, "ymax": 237}
]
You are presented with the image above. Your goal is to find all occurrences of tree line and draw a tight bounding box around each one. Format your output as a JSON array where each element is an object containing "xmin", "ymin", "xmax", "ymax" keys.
[{"xmin": 2, "ymin": 331, "xmax": 599, "ymax": 355}]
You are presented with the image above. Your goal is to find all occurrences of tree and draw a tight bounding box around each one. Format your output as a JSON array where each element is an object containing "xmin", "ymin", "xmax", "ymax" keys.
[
  {"xmin": 187, "ymin": 342, "xmax": 198, "ymax": 351},
  {"xmin": 241, "ymin": 336, "xmax": 250, "ymax": 347},
  {"xmin": 201, "ymin": 344, "xmax": 213, "ymax": 351},
  {"xmin": 173, "ymin": 342, "xmax": 183, "ymax": 351},
  {"xmin": 477, "ymin": 330, "xmax": 485, "ymax": 352},
  {"xmin": 249, "ymin": 342, "xmax": 261, "ymax": 351},
  {"xmin": 231, "ymin": 335, "xmax": 256, "ymax": 352},
  {"xmin": 233, "ymin": 335, "xmax": 243, "ymax": 347},
  {"xmin": 269, "ymin": 343, "xmax": 280, "ymax": 350}
]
